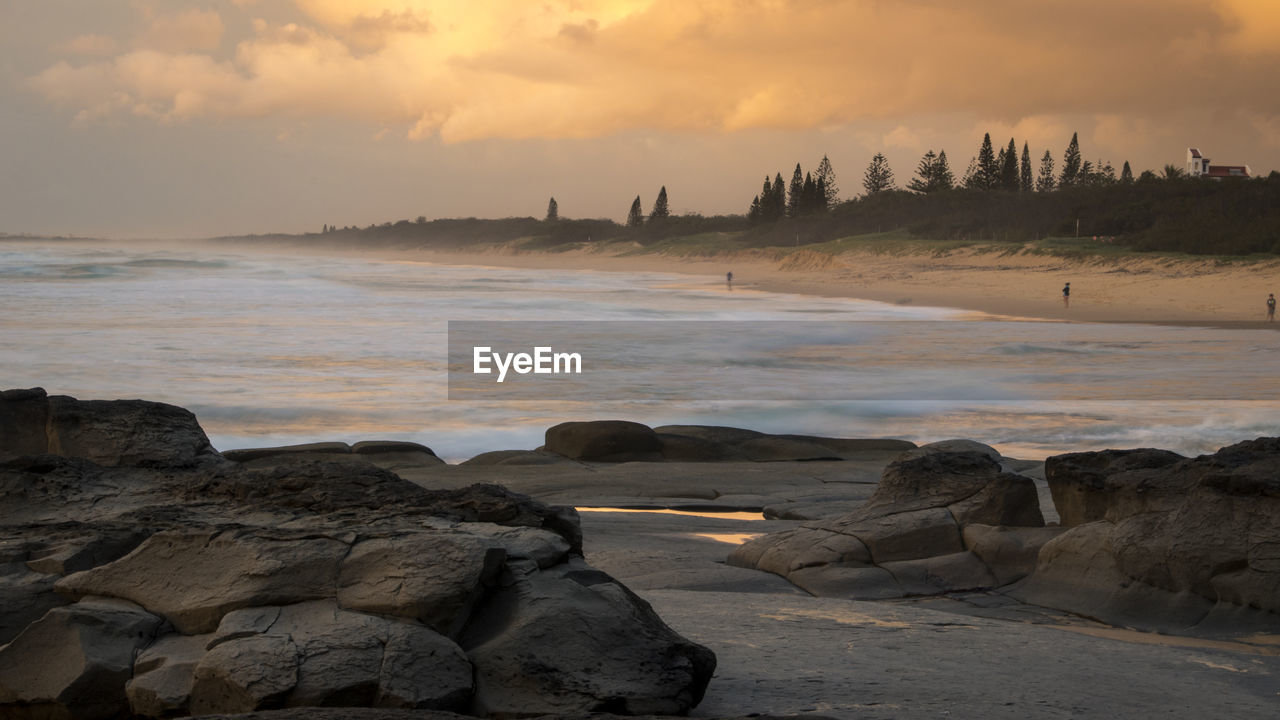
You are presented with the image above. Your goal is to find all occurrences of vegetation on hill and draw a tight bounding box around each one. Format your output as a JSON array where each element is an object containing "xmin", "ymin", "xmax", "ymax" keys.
[{"xmin": 292, "ymin": 131, "xmax": 1279, "ymax": 258}]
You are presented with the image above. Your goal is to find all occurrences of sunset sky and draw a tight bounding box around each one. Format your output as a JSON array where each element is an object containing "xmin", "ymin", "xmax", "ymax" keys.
[{"xmin": 3, "ymin": 0, "xmax": 1278, "ymax": 238}]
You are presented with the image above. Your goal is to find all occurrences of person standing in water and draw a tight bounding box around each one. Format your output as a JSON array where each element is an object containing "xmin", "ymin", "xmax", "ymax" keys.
[
  {"xmin": 1062, "ymin": 282, "xmax": 1070, "ymax": 308},
  {"xmin": 726, "ymin": 271, "xmax": 733, "ymax": 290},
  {"xmin": 1268, "ymin": 293, "xmax": 1276, "ymax": 321}
]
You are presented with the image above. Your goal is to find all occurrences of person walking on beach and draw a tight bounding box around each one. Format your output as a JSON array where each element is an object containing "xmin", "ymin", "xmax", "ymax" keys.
[
  {"xmin": 726, "ymin": 271, "xmax": 733, "ymax": 290},
  {"xmin": 1268, "ymin": 293, "xmax": 1276, "ymax": 321},
  {"xmin": 1062, "ymin": 282, "xmax": 1070, "ymax": 308}
]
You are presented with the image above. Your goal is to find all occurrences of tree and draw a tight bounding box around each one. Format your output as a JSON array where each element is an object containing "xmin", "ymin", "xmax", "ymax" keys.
[
  {"xmin": 747, "ymin": 195, "xmax": 762, "ymax": 223},
  {"xmin": 976, "ymin": 133, "xmax": 998, "ymax": 190},
  {"xmin": 626, "ymin": 196, "xmax": 644, "ymax": 227},
  {"xmin": 1120, "ymin": 161, "xmax": 1134, "ymax": 183},
  {"xmin": 961, "ymin": 156, "xmax": 980, "ymax": 189},
  {"xmin": 649, "ymin": 186, "xmax": 669, "ymax": 222},
  {"xmin": 815, "ymin": 154, "xmax": 839, "ymax": 208},
  {"xmin": 934, "ymin": 150, "xmax": 955, "ymax": 191},
  {"xmin": 771, "ymin": 172, "xmax": 787, "ymax": 219},
  {"xmin": 1000, "ymin": 138, "xmax": 1019, "ymax": 190},
  {"xmin": 787, "ymin": 164, "xmax": 805, "ymax": 217},
  {"xmin": 545, "ymin": 197, "xmax": 559, "ymax": 222},
  {"xmin": 1060, "ymin": 132, "xmax": 1082, "ymax": 187},
  {"xmin": 907, "ymin": 150, "xmax": 938, "ymax": 193},
  {"xmin": 1162, "ymin": 164, "xmax": 1186, "ymax": 180},
  {"xmin": 1020, "ymin": 142, "xmax": 1033, "ymax": 192},
  {"xmin": 1036, "ymin": 150, "xmax": 1056, "ymax": 192},
  {"xmin": 863, "ymin": 153, "xmax": 895, "ymax": 195}
]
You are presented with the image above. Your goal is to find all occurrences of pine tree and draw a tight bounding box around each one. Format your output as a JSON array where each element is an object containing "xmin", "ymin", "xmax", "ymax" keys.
[
  {"xmin": 1060, "ymin": 132, "xmax": 1082, "ymax": 187},
  {"xmin": 1036, "ymin": 150, "xmax": 1056, "ymax": 192},
  {"xmin": 934, "ymin": 150, "xmax": 954, "ymax": 191},
  {"xmin": 649, "ymin": 186, "xmax": 669, "ymax": 222},
  {"xmin": 759, "ymin": 177, "xmax": 774, "ymax": 221},
  {"xmin": 962, "ymin": 156, "xmax": 980, "ymax": 189},
  {"xmin": 747, "ymin": 196, "xmax": 762, "ymax": 223},
  {"xmin": 976, "ymin": 133, "xmax": 998, "ymax": 190},
  {"xmin": 771, "ymin": 172, "xmax": 787, "ymax": 219},
  {"xmin": 907, "ymin": 150, "xmax": 938, "ymax": 193},
  {"xmin": 626, "ymin": 196, "xmax": 644, "ymax": 227},
  {"xmin": 862, "ymin": 153, "xmax": 895, "ymax": 195},
  {"xmin": 1000, "ymin": 138, "xmax": 1019, "ymax": 190},
  {"xmin": 787, "ymin": 164, "xmax": 804, "ymax": 217},
  {"xmin": 815, "ymin": 154, "xmax": 839, "ymax": 208},
  {"xmin": 1120, "ymin": 161, "xmax": 1134, "ymax": 183},
  {"xmin": 815, "ymin": 177, "xmax": 829, "ymax": 212},
  {"xmin": 1020, "ymin": 142, "xmax": 1032, "ymax": 192},
  {"xmin": 800, "ymin": 173, "xmax": 818, "ymax": 214},
  {"xmin": 545, "ymin": 197, "xmax": 558, "ymax": 222}
]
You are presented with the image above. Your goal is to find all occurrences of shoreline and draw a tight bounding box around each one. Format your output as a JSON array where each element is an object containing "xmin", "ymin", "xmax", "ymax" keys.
[
  {"xmin": 11, "ymin": 235, "xmax": 1280, "ymax": 328},
  {"xmin": 300, "ymin": 240, "xmax": 1280, "ymax": 329}
]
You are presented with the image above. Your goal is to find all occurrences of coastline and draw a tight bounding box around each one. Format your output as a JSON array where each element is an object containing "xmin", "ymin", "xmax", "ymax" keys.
[{"xmin": 327, "ymin": 241, "xmax": 1280, "ymax": 328}]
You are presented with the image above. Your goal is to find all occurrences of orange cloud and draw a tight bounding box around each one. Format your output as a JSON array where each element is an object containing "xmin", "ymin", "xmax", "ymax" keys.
[{"xmin": 27, "ymin": 0, "xmax": 1280, "ymax": 143}]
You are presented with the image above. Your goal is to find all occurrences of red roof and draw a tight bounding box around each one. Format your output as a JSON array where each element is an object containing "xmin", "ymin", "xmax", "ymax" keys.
[
  {"xmin": 1189, "ymin": 148, "xmax": 1202, "ymax": 158},
  {"xmin": 1206, "ymin": 165, "xmax": 1249, "ymax": 177}
]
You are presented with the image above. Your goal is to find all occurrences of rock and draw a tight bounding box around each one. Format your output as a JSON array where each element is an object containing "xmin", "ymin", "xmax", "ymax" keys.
[
  {"xmin": 728, "ymin": 450, "xmax": 1045, "ymax": 599},
  {"xmin": 351, "ymin": 440, "xmax": 438, "ymax": 459},
  {"xmin": 850, "ymin": 451, "xmax": 1042, "ymax": 525},
  {"xmin": 462, "ymin": 558, "xmax": 715, "ymax": 716},
  {"xmin": 737, "ymin": 436, "xmax": 843, "ymax": 462},
  {"xmin": 833, "ymin": 507, "xmax": 964, "ymax": 564},
  {"xmin": 45, "ymin": 394, "xmax": 221, "ymax": 467},
  {"xmin": 0, "ymin": 564, "xmax": 66, "ymax": 645},
  {"xmin": 544, "ymin": 420, "xmax": 663, "ymax": 462},
  {"xmin": 656, "ymin": 433, "xmax": 747, "ymax": 462},
  {"xmin": 337, "ymin": 532, "xmax": 506, "ymax": 637},
  {"xmin": 222, "ymin": 442, "xmax": 354, "ymax": 463},
  {"xmin": 880, "ymin": 551, "xmax": 997, "ymax": 595},
  {"xmin": 128, "ymin": 633, "xmax": 211, "ymax": 717},
  {"xmin": 189, "ymin": 601, "xmax": 474, "ymax": 714},
  {"xmin": 770, "ymin": 435, "xmax": 917, "ymax": 456},
  {"xmin": 962, "ymin": 524, "xmax": 1066, "ymax": 586},
  {"xmin": 652, "ymin": 425, "xmax": 767, "ymax": 445},
  {"xmin": 55, "ymin": 529, "xmax": 350, "ymax": 633},
  {"xmin": 652, "ymin": 426, "xmax": 915, "ymax": 461},
  {"xmin": 1011, "ymin": 438, "xmax": 1280, "ymax": 632},
  {"xmin": 190, "ymin": 633, "xmax": 300, "ymax": 714},
  {"xmin": 1045, "ymin": 448, "xmax": 1185, "ymax": 526},
  {"xmin": 0, "ymin": 597, "xmax": 163, "ymax": 720},
  {"xmin": 908, "ymin": 439, "xmax": 1003, "ymax": 461},
  {"xmin": 459, "ymin": 449, "xmax": 572, "ymax": 466},
  {"xmin": 0, "ymin": 387, "xmax": 50, "ymax": 458}
]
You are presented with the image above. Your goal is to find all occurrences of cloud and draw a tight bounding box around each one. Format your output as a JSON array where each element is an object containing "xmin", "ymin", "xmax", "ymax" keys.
[
  {"xmin": 27, "ymin": 0, "xmax": 1280, "ymax": 144},
  {"xmin": 57, "ymin": 34, "xmax": 120, "ymax": 57},
  {"xmin": 135, "ymin": 8, "xmax": 225, "ymax": 53}
]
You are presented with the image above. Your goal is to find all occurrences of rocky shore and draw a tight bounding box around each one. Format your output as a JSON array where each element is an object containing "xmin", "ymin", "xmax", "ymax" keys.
[{"xmin": 3, "ymin": 389, "xmax": 1280, "ymax": 719}]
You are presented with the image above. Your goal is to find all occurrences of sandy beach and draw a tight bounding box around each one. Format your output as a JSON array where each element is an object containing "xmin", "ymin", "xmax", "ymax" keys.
[{"xmin": 350, "ymin": 242, "xmax": 1280, "ymax": 327}]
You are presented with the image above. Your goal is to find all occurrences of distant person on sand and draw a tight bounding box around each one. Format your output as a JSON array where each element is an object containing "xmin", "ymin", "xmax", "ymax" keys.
[
  {"xmin": 1062, "ymin": 282, "xmax": 1070, "ymax": 308},
  {"xmin": 726, "ymin": 271, "xmax": 733, "ymax": 290},
  {"xmin": 1268, "ymin": 293, "xmax": 1276, "ymax": 321}
]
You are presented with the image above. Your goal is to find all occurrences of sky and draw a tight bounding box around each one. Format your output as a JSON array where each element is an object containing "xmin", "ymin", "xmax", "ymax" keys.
[{"xmin": 2, "ymin": 0, "xmax": 1278, "ymax": 238}]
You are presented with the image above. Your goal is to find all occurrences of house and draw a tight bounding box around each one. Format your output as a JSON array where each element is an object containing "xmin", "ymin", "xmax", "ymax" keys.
[{"xmin": 1187, "ymin": 148, "xmax": 1251, "ymax": 178}]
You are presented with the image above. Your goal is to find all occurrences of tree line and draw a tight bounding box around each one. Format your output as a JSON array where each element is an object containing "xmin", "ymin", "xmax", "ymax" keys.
[{"xmin": 314, "ymin": 130, "xmax": 1278, "ymax": 256}]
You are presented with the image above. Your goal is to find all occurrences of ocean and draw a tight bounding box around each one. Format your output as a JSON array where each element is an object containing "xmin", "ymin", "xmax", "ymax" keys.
[{"xmin": 3, "ymin": 240, "xmax": 1277, "ymax": 461}]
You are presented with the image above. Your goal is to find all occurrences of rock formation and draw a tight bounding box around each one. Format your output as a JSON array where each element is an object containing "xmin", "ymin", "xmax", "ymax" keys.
[
  {"xmin": 1012, "ymin": 439, "xmax": 1280, "ymax": 633},
  {"xmin": 542, "ymin": 420, "xmax": 915, "ymax": 463},
  {"xmin": 727, "ymin": 443, "xmax": 1051, "ymax": 599},
  {"xmin": 0, "ymin": 389, "xmax": 714, "ymax": 719}
]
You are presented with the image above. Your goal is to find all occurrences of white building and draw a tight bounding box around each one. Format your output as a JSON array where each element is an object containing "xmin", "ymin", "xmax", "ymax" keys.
[{"xmin": 1187, "ymin": 148, "xmax": 1251, "ymax": 178}]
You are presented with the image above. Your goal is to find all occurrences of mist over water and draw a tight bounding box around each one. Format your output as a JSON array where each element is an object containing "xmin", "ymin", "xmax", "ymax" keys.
[{"xmin": 3, "ymin": 241, "xmax": 1277, "ymax": 461}]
